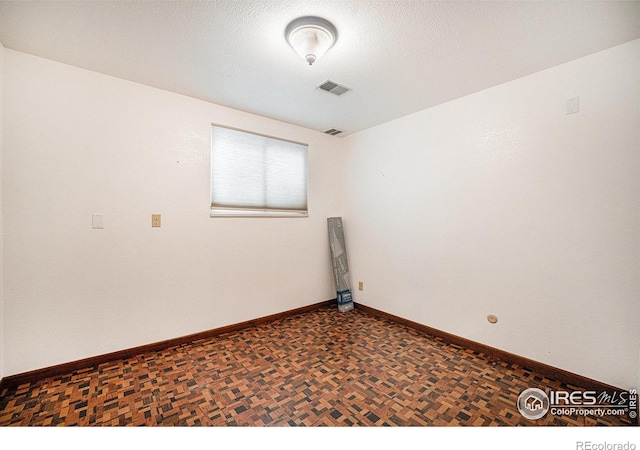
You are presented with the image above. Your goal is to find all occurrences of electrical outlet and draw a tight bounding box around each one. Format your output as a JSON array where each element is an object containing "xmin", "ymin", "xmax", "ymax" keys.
[
  {"xmin": 358, "ymin": 281, "xmax": 364, "ymax": 291},
  {"xmin": 487, "ymin": 314, "xmax": 498, "ymax": 324},
  {"xmin": 152, "ymin": 214, "xmax": 161, "ymax": 227}
]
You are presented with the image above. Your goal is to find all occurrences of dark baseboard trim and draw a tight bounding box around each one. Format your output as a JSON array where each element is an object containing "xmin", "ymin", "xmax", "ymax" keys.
[
  {"xmin": 355, "ymin": 303, "xmax": 625, "ymax": 394},
  {"xmin": 0, "ymin": 299, "xmax": 336, "ymax": 391}
]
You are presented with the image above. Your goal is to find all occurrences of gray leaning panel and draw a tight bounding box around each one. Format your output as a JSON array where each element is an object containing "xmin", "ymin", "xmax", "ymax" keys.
[{"xmin": 327, "ymin": 217, "xmax": 354, "ymax": 313}]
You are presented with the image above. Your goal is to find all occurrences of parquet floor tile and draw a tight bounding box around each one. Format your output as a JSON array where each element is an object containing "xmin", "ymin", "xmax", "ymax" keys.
[{"xmin": 0, "ymin": 306, "xmax": 633, "ymax": 426}]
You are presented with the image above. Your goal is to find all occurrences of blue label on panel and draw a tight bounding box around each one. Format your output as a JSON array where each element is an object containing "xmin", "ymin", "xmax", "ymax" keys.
[{"xmin": 337, "ymin": 289, "xmax": 353, "ymax": 305}]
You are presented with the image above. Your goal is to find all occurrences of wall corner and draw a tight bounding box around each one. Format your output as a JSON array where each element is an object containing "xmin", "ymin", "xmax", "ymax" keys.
[{"xmin": 0, "ymin": 41, "xmax": 5, "ymax": 381}]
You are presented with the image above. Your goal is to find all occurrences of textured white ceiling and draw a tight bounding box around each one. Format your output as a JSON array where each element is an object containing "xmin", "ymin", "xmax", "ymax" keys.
[{"xmin": 1, "ymin": 1, "xmax": 639, "ymax": 136}]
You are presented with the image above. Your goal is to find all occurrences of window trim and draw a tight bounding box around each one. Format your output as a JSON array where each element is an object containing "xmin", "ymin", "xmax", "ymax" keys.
[{"xmin": 210, "ymin": 123, "xmax": 309, "ymax": 218}]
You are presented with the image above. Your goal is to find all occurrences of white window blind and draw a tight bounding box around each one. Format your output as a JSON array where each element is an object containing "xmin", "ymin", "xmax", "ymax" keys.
[{"xmin": 210, "ymin": 125, "xmax": 308, "ymax": 217}]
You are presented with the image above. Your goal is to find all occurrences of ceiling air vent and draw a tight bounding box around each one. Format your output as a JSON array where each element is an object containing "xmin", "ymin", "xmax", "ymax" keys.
[
  {"xmin": 318, "ymin": 80, "xmax": 350, "ymax": 96},
  {"xmin": 324, "ymin": 128, "xmax": 344, "ymax": 136}
]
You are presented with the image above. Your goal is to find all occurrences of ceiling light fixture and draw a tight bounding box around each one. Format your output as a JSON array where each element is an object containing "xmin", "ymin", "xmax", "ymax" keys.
[{"xmin": 285, "ymin": 16, "xmax": 337, "ymax": 66}]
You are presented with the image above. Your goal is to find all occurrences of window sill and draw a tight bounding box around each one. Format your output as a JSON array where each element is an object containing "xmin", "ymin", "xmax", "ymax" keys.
[{"xmin": 210, "ymin": 211, "xmax": 309, "ymax": 218}]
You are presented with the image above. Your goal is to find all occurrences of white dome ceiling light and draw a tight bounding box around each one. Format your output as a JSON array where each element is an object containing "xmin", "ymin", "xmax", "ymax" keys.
[{"xmin": 285, "ymin": 16, "xmax": 337, "ymax": 66}]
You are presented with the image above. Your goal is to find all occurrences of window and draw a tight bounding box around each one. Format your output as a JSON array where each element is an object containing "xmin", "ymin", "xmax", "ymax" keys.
[{"xmin": 210, "ymin": 124, "xmax": 308, "ymax": 217}]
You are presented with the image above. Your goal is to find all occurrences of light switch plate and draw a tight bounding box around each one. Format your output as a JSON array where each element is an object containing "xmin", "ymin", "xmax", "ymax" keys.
[
  {"xmin": 566, "ymin": 97, "xmax": 579, "ymax": 114},
  {"xmin": 152, "ymin": 214, "xmax": 161, "ymax": 227},
  {"xmin": 92, "ymin": 213, "xmax": 104, "ymax": 229}
]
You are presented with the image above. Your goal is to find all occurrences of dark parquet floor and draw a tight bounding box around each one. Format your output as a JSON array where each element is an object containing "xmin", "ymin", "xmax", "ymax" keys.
[{"xmin": 0, "ymin": 305, "xmax": 634, "ymax": 426}]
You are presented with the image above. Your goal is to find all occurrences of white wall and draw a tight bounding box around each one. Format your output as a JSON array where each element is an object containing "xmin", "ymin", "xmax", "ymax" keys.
[
  {"xmin": 2, "ymin": 50, "xmax": 344, "ymax": 376},
  {"xmin": 343, "ymin": 39, "xmax": 640, "ymax": 390},
  {"xmin": 0, "ymin": 42, "xmax": 5, "ymax": 381}
]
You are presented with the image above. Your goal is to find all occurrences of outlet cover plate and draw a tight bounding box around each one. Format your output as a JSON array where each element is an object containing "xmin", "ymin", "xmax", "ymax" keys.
[{"xmin": 152, "ymin": 214, "xmax": 161, "ymax": 227}]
